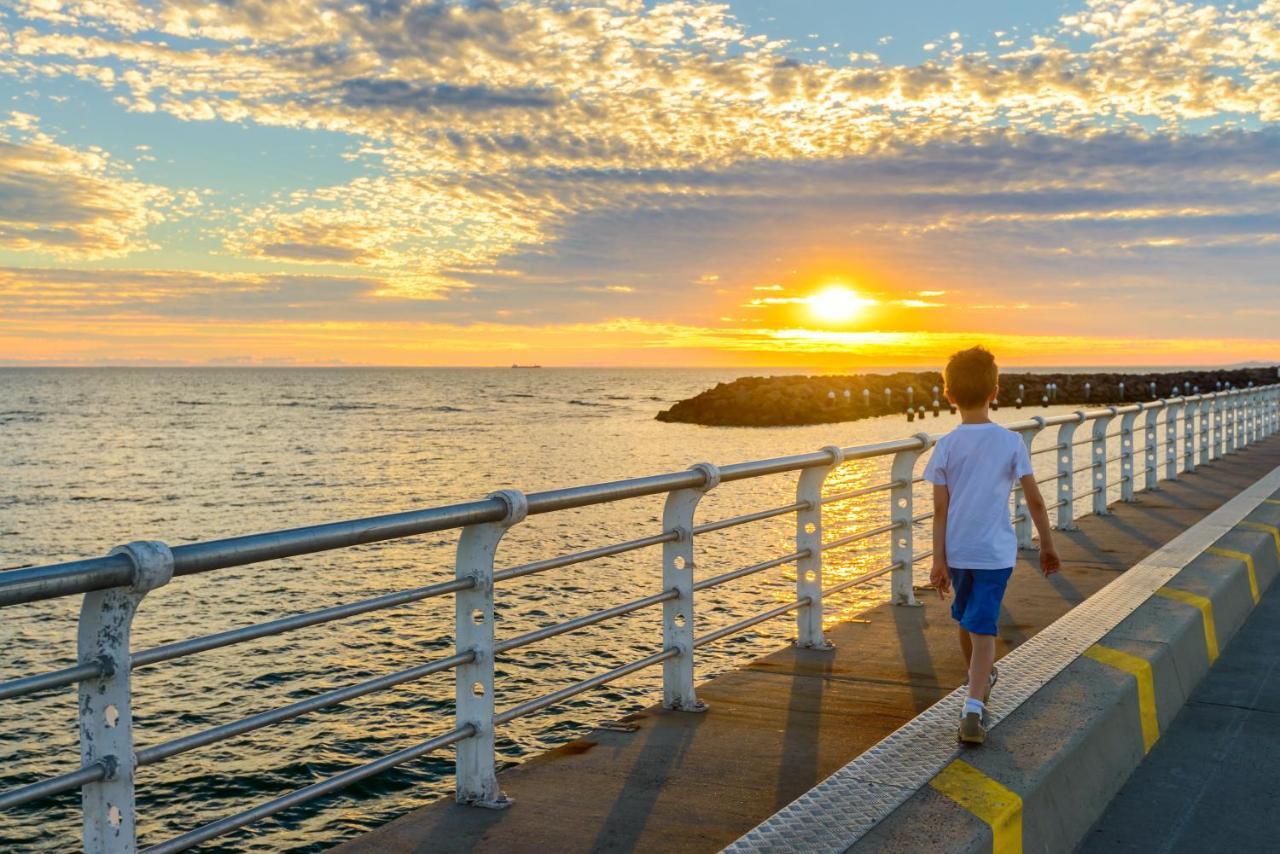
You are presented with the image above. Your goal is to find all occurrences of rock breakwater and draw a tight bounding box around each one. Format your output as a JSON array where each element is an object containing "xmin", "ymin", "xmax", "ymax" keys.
[{"xmin": 656, "ymin": 367, "xmax": 1280, "ymax": 427}]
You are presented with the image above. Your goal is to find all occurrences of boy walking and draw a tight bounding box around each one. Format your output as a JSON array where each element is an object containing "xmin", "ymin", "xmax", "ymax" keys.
[{"xmin": 924, "ymin": 346, "xmax": 1061, "ymax": 744}]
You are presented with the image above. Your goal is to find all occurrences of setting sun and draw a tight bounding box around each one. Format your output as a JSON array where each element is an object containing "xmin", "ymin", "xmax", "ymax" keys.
[{"xmin": 806, "ymin": 286, "xmax": 874, "ymax": 324}]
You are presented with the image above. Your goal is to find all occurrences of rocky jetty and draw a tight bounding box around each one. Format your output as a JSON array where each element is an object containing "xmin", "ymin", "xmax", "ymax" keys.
[{"xmin": 656, "ymin": 367, "xmax": 1280, "ymax": 427}]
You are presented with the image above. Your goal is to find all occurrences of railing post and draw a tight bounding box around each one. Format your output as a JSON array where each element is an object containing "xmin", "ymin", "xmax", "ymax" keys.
[
  {"xmin": 794, "ymin": 446, "xmax": 843, "ymax": 649},
  {"xmin": 1119, "ymin": 406, "xmax": 1141, "ymax": 502},
  {"xmin": 1214, "ymin": 394, "xmax": 1225, "ymax": 458},
  {"xmin": 1247, "ymin": 390, "xmax": 1258, "ymax": 446},
  {"xmin": 455, "ymin": 489, "xmax": 526, "ymax": 809},
  {"xmin": 1143, "ymin": 403, "xmax": 1162, "ymax": 490},
  {"xmin": 890, "ymin": 434, "xmax": 931, "ymax": 606},
  {"xmin": 1183, "ymin": 397, "xmax": 1199, "ymax": 472},
  {"xmin": 1013, "ymin": 418, "xmax": 1043, "ymax": 548},
  {"xmin": 79, "ymin": 540, "xmax": 174, "ymax": 853},
  {"xmin": 1164, "ymin": 399, "xmax": 1181, "ymax": 481},
  {"xmin": 1201, "ymin": 395, "xmax": 1213, "ymax": 464},
  {"xmin": 1054, "ymin": 414, "xmax": 1084, "ymax": 531},
  {"xmin": 661, "ymin": 462, "xmax": 719, "ymax": 711},
  {"xmin": 1223, "ymin": 392, "xmax": 1234, "ymax": 452},
  {"xmin": 1092, "ymin": 409, "xmax": 1116, "ymax": 515}
]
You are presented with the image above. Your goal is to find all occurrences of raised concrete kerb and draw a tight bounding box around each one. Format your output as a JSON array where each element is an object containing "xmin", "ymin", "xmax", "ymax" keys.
[{"xmin": 723, "ymin": 464, "xmax": 1280, "ymax": 854}]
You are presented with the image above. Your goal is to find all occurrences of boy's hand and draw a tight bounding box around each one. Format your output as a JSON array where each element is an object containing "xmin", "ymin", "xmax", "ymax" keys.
[
  {"xmin": 930, "ymin": 561, "xmax": 951, "ymax": 598},
  {"xmin": 1040, "ymin": 545, "xmax": 1061, "ymax": 577}
]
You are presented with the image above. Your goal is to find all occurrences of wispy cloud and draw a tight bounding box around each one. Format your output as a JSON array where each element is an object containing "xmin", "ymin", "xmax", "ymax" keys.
[{"xmin": 0, "ymin": 114, "xmax": 191, "ymax": 258}]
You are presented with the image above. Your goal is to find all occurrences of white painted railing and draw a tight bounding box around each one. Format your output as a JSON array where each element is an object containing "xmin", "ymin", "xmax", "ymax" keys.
[{"xmin": 1, "ymin": 385, "xmax": 1277, "ymax": 852}]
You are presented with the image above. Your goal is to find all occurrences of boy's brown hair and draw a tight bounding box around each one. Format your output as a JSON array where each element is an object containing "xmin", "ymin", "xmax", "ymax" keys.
[{"xmin": 944, "ymin": 346, "xmax": 999, "ymax": 408}]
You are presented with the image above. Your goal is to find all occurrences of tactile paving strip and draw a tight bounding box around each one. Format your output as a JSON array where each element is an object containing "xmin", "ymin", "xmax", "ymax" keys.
[{"xmin": 724, "ymin": 467, "xmax": 1280, "ymax": 853}]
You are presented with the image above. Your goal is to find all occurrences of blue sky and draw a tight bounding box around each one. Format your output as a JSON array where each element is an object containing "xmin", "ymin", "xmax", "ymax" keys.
[{"xmin": 0, "ymin": 0, "xmax": 1277, "ymax": 366}]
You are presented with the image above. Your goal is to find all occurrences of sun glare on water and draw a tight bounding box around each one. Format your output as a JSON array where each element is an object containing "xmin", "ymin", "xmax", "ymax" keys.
[{"xmin": 807, "ymin": 286, "xmax": 873, "ymax": 324}]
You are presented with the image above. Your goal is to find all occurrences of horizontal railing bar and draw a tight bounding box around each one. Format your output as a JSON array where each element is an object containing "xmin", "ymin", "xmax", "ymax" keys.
[
  {"xmin": 135, "ymin": 652, "xmax": 474, "ymax": 767},
  {"xmin": 693, "ymin": 502, "xmax": 806, "ymax": 535},
  {"xmin": 143, "ymin": 726, "xmax": 474, "ymax": 854},
  {"xmin": 821, "ymin": 481, "xmax": 900, "ymax": 505},
  {"xmin": 494, "ymin": 589, "xmax": 678, "ymax": 655},
  {"xmin": 693, "ymin": 598, "xmax": 810, "ymax": 648},
  {"xmin": 0, "ymin": 762, "xmax": 107, "ymax": 811},
  {"xmin": 0, "ymin": 661, "xmax": 104, "ymax": 702},
  {"xmin": 693, "ymin": 550, "xmax": 809, "ymax": 592},
  {"xmin": 494, "ymin": 531, "xmax": 677, "ymax": 583},
  {"xmin": 495, "ymin": 647, "xmax": 679, "ymax": 725},
  {"xmin": 1031, "ymin": 442, "xmax": 1068, "ymax": 456},
  {"xmin": 912, "ymin": 511, "xmax": 933, "ymax": 523},
  {"xmin": 822, "ymin": 561, "xmax": 899, "ymax": 597},
  {"xmin": 1072, "ymin": 462, "xmax": 1099, "ymax": 474},
  {"xmin": 133, "ymin": 578, "xmax": 475, "ymax": 669},
  {"xmin": 820, "ymin": 521, "xmax": 902, "ymax": 553}
]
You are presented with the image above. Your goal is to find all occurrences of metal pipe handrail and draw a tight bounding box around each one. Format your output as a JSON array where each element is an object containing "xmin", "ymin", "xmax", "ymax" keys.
[
  {"xmin": 144, "ymin": 726, "xmax": 475, "ymax": 854},
  {"xmin": 133, "ymin": 576, "xmax": 474, "ymax": 670},
  {"xmin": 495, "ymin": 647, "xmax": 680, "ymax": 725},
  {"xmin": 693, "ymin": 502, "xmax": 808, "ymax": 535},
  {"xmin": 821, "ymin": 480, "xmax": 901, "ymax": 505},
  {"xmin": 822, "ymin": 560, "xmax": 900, "ymax": 597},
  {"xmin": 0, "ymin": 661, "xmax": 104, "ymax": 702},
  {"xmin": 494, "ymin": 530, "xmax": 677, "ymax": 583},
  {"xmin": 494, "ymin": 589, "xmax": 678, "ymax": 655},
  {"xmin": 819, "ymin": 521, "xmax": 903, "ymax": 553},
  {"xmin": 0, "ymin": 443, "xmax": 920, "ymax": 608},
  {"xmin": 134, "ymin": 652, "xmax": 475, "ymax": 767},
  {"xmin": 692, "ymin": 550, "xmax": 809, "ymax": 592},
  {"xmin": 0, "ymin": 762, "xmax": 107, "ymax": 811},
  {"xmin": 693, "ymin": 597, "xmax": 810, "ymax": 648}
]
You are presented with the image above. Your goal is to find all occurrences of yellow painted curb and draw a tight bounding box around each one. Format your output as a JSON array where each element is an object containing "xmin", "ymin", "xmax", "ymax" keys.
[
  {"xmin": 1237, "ymin": 520, "xmax": 1280, "ymax": 562},
  {"xmin": 1154, "ymin": 587, "xmax": 1219, "ymax": 662},
  {"xmin": 930, "ymin": 759, "xmax": 1022, "ymax": 854},
  {"xmin": 1206, "ymin": 546, "xmax": 1260, "ymax": 603},
  {"xmin": 1084, "ymin": 644, "xmax": 1158, "ymax": 753}
]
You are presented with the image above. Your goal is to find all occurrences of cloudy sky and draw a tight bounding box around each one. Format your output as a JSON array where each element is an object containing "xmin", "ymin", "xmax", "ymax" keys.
[{"xmin": 0, "ymin": 0, "xmax": 1277, "ymax": 367}]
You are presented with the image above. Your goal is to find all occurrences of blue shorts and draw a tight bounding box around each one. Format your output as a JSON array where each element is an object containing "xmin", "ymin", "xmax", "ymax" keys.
[{"xmin": 949, "ymin": 567, "xmax": 1012, "ymax": 636}]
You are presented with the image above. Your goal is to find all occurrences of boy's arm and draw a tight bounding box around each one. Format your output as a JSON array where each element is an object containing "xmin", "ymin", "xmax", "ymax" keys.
[
  {"xmin": 1018, "ymin": 475, "xmax": 1061, "ymax": 576},
  {"xmin": 930, "ymin": 484, "xmax": 951, "ymax": 597}
]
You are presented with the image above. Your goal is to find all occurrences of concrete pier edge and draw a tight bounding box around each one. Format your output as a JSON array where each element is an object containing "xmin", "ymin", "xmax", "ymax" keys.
[{"xmin": 746, "ymin": 473, "xmax": 1280, "ymax": 853}]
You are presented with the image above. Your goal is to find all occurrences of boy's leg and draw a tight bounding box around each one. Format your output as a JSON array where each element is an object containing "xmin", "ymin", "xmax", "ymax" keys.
[
  {"xmin": 958, "ymin": 625, "xmax": 973, "ymax": 665},
  {"xmin": 966, "ymin": 633, "xmax": 995, "ymax": 701}
]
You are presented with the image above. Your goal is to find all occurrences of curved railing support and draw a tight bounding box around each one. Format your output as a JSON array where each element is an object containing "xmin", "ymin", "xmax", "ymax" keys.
[
  {"xmin": 79, "ymin": 540, "xmax": 173, "ymax": 853},
  {"xmin": 455, "ymin": 489, "xmax": 527, "ymax": 808},
  {"xmin": 794, "ymin": 446, "xmax": 844, "ymax": 649},
  {"xmin": 661, "ymin": 462, "xmax": 720, "ymax": 711}
]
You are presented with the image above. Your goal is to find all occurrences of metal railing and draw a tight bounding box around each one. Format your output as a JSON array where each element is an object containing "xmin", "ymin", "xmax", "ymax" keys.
[{"xmin": 2, "ymin": 384, "xmax": 1278, "ymax": 851}]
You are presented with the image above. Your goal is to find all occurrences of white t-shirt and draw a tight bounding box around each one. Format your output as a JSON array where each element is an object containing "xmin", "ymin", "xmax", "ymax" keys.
[{"xmin": 922, "ymin": 422, "xmax": 1034, "ymax": 570}]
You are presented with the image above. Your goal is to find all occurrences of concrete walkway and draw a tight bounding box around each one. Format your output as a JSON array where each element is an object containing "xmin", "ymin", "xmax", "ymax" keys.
[
  {"xmin": 1079, "ymin": 551, "xmax": 1280, "ymax": 853},
  {"xmin": 339, "ymin": 438, "xmax": 1280, "ymax": 854}
]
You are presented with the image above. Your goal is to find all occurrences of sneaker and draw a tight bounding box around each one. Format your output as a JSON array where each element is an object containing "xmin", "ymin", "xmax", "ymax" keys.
[{"xmin": 958, "ymin": 712, "xmax": 987, "ymax": 745}]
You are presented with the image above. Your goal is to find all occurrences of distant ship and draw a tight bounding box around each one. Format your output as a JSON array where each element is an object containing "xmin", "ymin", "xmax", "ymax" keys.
[{"xmin": 511, "ymin": 363, "xmax": 542, "ymax": 368}]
